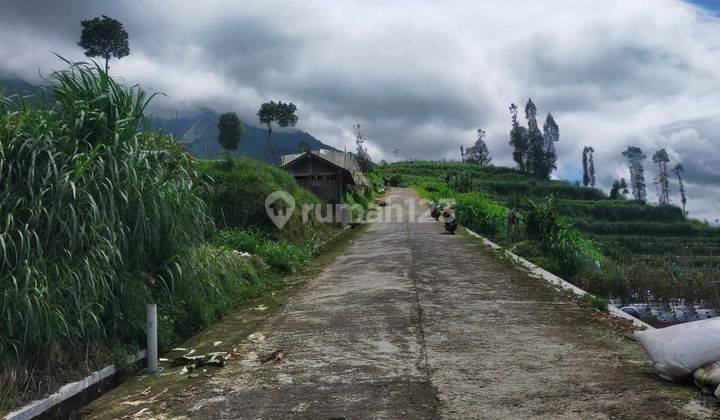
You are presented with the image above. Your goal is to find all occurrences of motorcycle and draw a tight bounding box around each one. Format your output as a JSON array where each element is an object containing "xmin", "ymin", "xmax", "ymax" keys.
[
  {"xmin": 442, "ymin": 207, "xmax": 457, "ymax": 234},
  {"xmin": 430, "ymin": 202, "xmax": 441, "ymax": 220}
]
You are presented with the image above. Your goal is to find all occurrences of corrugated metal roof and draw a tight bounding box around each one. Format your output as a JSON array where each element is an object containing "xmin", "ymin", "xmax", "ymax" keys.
[{"xmin": 281, "ymin": 149, "xmax": 369, "ymax": 187}]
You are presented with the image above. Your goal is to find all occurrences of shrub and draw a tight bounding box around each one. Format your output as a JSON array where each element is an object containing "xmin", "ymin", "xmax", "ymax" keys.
[
  {"xmin": 216, "ymin": 229, "xmax": 322, "ymax": 273},
  {"xmin": 387, "ymin": 174, "xmax": 404, "ymax": 187},
  {"xmin": 526, "ymin": 197, "xmax": 601, "ymax": 277},
  {"xmin": 455, "ymin": 193, "xmax": 508, "ymax": 237},
  {"xmin": 197, "ymin": 158, "xmax": 327, "ymax": 241}
]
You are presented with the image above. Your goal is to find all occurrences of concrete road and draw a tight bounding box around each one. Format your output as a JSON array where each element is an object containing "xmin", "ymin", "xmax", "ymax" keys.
[{"xmin": 83, "ymin": 188, "xmax": 712, "ymax": 419}]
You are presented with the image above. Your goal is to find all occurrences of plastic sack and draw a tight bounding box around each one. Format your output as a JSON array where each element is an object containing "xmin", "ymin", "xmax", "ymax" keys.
[{"xmin": 635, "ymin": 318, "xmax": 720, "ymax": 381}]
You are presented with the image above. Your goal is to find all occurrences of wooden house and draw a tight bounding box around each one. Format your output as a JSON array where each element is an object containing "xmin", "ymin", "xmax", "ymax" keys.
[{"xmin": 281, "ymin": 149, "xmax": 368, "ymax": 203}]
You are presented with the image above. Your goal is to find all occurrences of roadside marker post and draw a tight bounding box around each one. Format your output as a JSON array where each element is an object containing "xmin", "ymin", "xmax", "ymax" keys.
[{"xmin": 146, "ymin": 303, "xmax": 159, "ymax": 373}]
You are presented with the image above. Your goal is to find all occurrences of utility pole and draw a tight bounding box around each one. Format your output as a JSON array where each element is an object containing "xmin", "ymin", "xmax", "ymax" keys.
[{"xmin": 393, "ymin": 147, "xmax": 399, "ymax": 163}]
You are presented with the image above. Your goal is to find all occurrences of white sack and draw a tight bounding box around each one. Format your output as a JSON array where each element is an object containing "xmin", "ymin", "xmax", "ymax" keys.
[{"xmin": 636, "ymin": 318, "xmax": 720, "ymax": 381}]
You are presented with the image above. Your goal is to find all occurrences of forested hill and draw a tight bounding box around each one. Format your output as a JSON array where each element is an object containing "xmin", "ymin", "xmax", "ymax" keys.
[
  {"xmin": 0, "ymin": 79, "xmax": 336, "ymax": 164},
  {"xmin": 150, "ymin": 109, "xmax": 336, "ymax": 163}
]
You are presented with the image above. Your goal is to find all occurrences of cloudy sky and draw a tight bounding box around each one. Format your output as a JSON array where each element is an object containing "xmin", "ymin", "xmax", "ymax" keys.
[{"xmin": 1, "ymin": 0, "xmax": 719, "ymax": 221}]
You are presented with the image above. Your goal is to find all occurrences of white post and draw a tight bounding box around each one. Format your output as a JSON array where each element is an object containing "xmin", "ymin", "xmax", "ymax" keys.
[{"xmin": 146, "ymin": 303, "xmax": 159, "ymax": 373}]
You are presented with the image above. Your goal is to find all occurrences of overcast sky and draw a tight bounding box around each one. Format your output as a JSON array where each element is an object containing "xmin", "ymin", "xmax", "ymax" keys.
[{"xmin": 1, "ymin": 0, "xmax": 719, "ymax": 222}]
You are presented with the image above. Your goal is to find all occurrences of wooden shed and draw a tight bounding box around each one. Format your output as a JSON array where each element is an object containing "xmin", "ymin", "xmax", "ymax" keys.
[{"xmin": 281, "ymin": 150, "xmax": 368, "ymax": 203}]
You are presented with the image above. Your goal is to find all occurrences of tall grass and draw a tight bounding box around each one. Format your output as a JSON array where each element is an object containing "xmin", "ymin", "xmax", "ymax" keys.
[
  {"xmin": 0, "ymin": 62, "xmax": 210, "ymax": 402},
  {"xmin": 216, "ymin": 229, "xmax": 322, "ymax": 273}
]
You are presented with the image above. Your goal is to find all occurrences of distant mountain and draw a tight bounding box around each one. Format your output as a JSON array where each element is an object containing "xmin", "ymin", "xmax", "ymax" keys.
[
  {"xmin": 150, "ymin": 109, "xmax": 336, "ymax": 164},
  {"xmin": 0, "ymin": 78, "xmax": 336, "ymax": 164},
  {"xmin": 0, "ymin": 78, "xmax": 52, "ymax": 105}
]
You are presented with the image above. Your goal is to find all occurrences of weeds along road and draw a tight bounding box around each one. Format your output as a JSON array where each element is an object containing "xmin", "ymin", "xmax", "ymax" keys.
[{"xmin": 84, "ymin": 188, "xmax": 711, "ymax": 419}]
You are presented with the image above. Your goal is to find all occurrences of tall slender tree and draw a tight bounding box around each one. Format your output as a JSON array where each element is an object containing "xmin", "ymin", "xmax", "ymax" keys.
[
  {"xmin": 460, "ymin": 145, "xmax": 465, "ymax": 162},
  {"xmin": 257, "ymin": 101, "xmax": 298, "ymax": 164},
  {"xmin": 465, "ymin": 129, "xmax": 492, "ymax": 165},
  {"xmin": 525, "ymin": 99, "xmax": 545, "ymax": 178},
  {"xmin": 78, "ymin": 15, "xmax": 130, "ymax": 74},
  {"xmin": 622, "ymin": 146, "xmax": 647, "ymax": 203},
  {"xmin": 540, "ymin": 113, "xmax": 559, "ymax": 179},
  {"xmin": 674, "ymin": 163, "xmax": 687, "ymax": 215},
  {"xmin": 352, "ymin": 123, "xmax": 374, "ymax": 172},
  {"xmin": 582, "ymin": 146, "xmax": 596, "ymax": 187},
  {"xmin": 652, "ymin": 148, "xmax": 671, "ymax": 205},
  {"xmin": 508, "ymin": 103, "xmax": 528, "ymax": 171}
]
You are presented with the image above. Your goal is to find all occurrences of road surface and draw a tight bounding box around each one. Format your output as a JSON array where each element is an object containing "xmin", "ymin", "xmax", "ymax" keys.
[{"xmin": 84, "ymin": 188, "xmax": 712, "ymax": 419}]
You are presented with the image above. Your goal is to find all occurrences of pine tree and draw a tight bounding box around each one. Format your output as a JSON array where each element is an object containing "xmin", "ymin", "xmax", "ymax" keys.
[
  {"xmin": 622, "ymin": 146, "xmax": 647, "ymax": 203},
  {"xmin": 652, "ymin": 148, "xmax": 670, "ymax": 206},
  {"xmin": 508, "ymin": 103, "xmax": 529, "ymax": 171},
  {"xmin": 465, "ymin": 129, "xmax": 492, "ymax": 165},
  {"xmin": 540, "ymin": 113, "xmax": 559, "ymax": 179},
  {"xmin": 674, "ymin": 163, "xmax": 687, "ymax": 216}
]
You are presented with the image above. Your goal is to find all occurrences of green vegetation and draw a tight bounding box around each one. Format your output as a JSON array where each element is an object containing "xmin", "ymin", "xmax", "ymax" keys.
[
  {"xmin": 196, "ymin": 158, "xmax": 332, "ymax": 241},
  {"xmin": 378, "ymin": 161, "xmax": 720, "ymax": 309},
  {"xmin": 580, "ymin": 293, "xmax": 609, "ymax": 313},
  {"xmin": 0, "ymin": 63, "xmax": 345, "ymax": 409}
]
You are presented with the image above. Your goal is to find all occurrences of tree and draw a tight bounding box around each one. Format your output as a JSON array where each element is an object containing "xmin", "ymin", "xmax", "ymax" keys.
[
  {"xmin": 524, "ymin": 99, "xmax": 545, "ymax": 178},
  {"xmin": 652, "ymin": 148, "xmax": 670, "ymax": 206},
  {"xmin": 352, "ymin": 123, "xmax": 374, "ymax": 172},
  {"xmin": 217, "ymin": 112, "xmax": 244, "ymax": 164},
  {"xmin": 540, "ymin": 113, "xmax": 559, "ymax": 179},
  {"xmin": 257, "ymin": 101, "xmax": 298, "ymax": 164},
  {"xmin": 460, "ymin": 145, "xmax": 465, "ymax": 162},
  {"xmin": 622, "ymin": 146, "xmax": 647, "ymax": 203},
  {"xmin": 609, "ymin": 178, "xmax": 629, "ymax": 199},
  {"xmin": 298, "ymin": 139, "xmax": 310, "ymax": 153},
  {"xmin": 465, "ymin": 129, "xmax": 492, "ymax": 165},
  {"xmin": 78, "ymin": 15, "xmax": 130, "ymax": 74},
  {"xmin": 582, "ymin": 146, "xmax": 596, "ymax": 187},
  {"xmin": 589, "ymin": 149, "xmax": 596, "ymax": 188},
  {"xmin": 674, "ymin": 163, "xmax": 687, "ymax": 215},
  {"xmin": 508, "ymin": 103, "xmax": 529, "ymax": 171}
]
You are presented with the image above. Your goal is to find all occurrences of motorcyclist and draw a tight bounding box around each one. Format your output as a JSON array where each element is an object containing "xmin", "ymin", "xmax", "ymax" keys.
[{"xmin": 442, "ymin": 206, "xmax": 457, "ymax": 234}]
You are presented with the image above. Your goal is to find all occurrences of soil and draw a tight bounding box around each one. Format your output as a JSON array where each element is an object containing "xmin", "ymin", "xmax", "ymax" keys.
[{"xmin": 81, "ymin": 188, "xmax": 718, "ymax": 419}]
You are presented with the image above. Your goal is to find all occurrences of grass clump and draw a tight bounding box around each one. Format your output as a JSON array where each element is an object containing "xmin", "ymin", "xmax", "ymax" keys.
[{"xmin": 0, "ymin": 62, "xmax": 211, "ymax": 404}]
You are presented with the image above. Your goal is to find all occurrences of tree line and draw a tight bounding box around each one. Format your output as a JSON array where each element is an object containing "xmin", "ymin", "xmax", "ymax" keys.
[{"xmin": 461, "ymin": 97, "xmax": 689, "ymax": 212}]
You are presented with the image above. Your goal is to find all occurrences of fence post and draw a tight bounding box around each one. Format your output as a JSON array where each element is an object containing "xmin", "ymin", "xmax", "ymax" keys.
[{"xmin": 146, "ymin": 303, "xmax": 159, "ymax": 373}]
